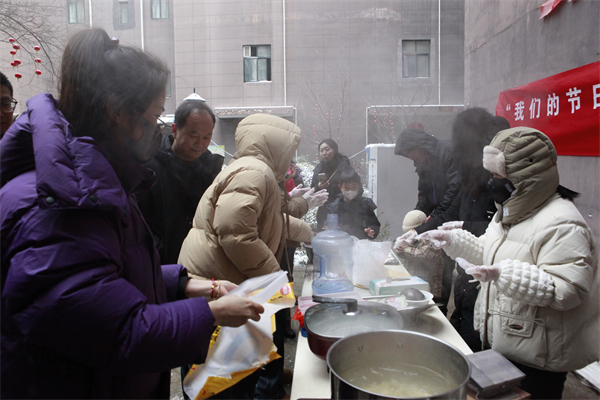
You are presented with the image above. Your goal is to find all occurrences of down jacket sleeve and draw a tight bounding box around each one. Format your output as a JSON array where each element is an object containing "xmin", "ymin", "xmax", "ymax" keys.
[
  {"xmin": 287, "ymin": 214, "xmax": 313, "ymax": 243},
  {"xmin": 532, "ymin": 223, "xmax": 596, "ymax": 311},
  {"xmin": 212, "ymin": 169, "xmax": 281, "ymax": 278},
  {"xmin": 3, "ymin": 208, "xmax": 215, "ymax": 375},
  {"xmin": 495, "ymin": 259, "xmax": 555, "ymax": 307},
  {"xmin": 430, "ymin": 145, "xmax": 461, "ymax": 219},
  {"xmin": 443, "ymin": 228, "xmax": 485, "ymax": 265},
  {"xmin": 415, "ymin": 171, "xmax": 435, "ymax": 216}
]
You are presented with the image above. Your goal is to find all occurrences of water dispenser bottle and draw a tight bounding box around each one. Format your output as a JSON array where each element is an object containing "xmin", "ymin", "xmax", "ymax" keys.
[{"xmin": 312, "ymin": 214, "xmax": 354, "ymax": 295}]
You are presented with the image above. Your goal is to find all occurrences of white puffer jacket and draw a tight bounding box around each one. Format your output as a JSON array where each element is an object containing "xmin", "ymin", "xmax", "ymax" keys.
[
  {"xmin": 446, "ymin": 196, "xmax": 599, "ymax": 371},
  {"xmin": 444, "ymin": 128, "xmax": 599, "ymax": 372}
]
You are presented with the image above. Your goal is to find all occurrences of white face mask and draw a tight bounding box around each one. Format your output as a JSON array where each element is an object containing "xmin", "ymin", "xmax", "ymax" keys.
[{"xmin": 342, "ymin": 190, "xmax": 358, "ymax": 201}]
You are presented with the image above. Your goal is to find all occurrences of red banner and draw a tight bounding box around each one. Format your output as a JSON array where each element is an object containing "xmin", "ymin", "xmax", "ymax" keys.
[
  {"xmin": 495, "ymin": 61, "xmax": 600, "ymax": 156},
  {"xmin": 539, "ymin": 0, "xmax": 563, "ymax": 19}
]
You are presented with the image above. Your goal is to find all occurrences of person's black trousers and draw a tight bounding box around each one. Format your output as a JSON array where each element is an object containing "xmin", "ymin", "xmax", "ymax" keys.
[{"xmin": 511, "ymin": 361, "xmax": 567, "ymax": 400}]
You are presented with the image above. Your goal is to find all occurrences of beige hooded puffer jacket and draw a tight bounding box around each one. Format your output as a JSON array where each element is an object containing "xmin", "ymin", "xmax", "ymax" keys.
[
  {"xmin": 178, "ymin": 114, "xmax": 312, "ymax": 284},
  {"xmin": 445, "ymin": 127, "xmax": 599, "ymax": 372}
]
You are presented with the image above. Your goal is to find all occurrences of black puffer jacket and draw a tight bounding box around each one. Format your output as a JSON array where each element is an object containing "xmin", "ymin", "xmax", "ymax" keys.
[
  {"xmin": 395, "ymin": 128, "xmax": 460, "ymax": 219},
  {"xmin": 138, "ymin": 135, "xmax": 224, "ymax": 264},
  {"xmin": 327, "ymin": 188, "xmax": 380, "ymax": 240}
]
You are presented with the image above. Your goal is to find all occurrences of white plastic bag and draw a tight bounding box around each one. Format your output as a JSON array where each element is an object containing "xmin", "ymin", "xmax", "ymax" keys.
[
  {"xmin": 183, "ymin": 271, "xmax": 294, "ymax": 399},
  {"xmin": 352, "ymin": 239, "xmax": 391, "ymax": 287}
]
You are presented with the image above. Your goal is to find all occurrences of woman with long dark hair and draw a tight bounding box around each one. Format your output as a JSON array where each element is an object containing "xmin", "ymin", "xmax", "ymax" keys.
[
  {"xmin": 0, "ymin": 28, "xmax": 263, "ymax": 399},
  {"xmin": 310, "ymin": 139, "xmax": 353, "ymax": 231}
]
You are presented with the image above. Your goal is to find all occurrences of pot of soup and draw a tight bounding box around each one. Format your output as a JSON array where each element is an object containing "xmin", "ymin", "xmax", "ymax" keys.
[
  {"xmin": 304, "ymin": 296, "xmax": 404, "ymax": 360},
  {"xmin": 327, "ymin": 330, "xmax": 471, "ymax": 400}
]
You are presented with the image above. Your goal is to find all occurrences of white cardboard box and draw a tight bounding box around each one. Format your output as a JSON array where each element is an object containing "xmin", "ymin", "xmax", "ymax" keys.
[{"xmin": 369, "ymin": 276, "xmax": 430, "ymax": 295}]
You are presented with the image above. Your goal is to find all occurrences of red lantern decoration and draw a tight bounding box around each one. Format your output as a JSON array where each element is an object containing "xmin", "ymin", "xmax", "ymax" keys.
[
  {"xmin": 14, "ymin": 73, "xmax": 22, "ymax": 80},
  {"xmin": 14, "ymin": 59, "xmax": 21, "ymax": 66},
  {"xmin": 10, "ymin": 62, "xmax": 16, "ymax": 67},
  {"xmin": 35, "ymin": 70, "xmax": 42, "ymax": 76},
  {"xmin": 10, "ymin": 50, "xmax": 17, "ymax": 56},
  {"xmin": 12, "ymin": 44, "xmax": 20, "ymax": 50},
  {"xmin": 34, "ymin": 46, "xmax": 41, "ymax": 52},
  {"xmin": 34, "ymin": 58, "xmax": 41, "ymax": 63},
  {"xmin": 9, "ymin": 38, "xmax": 15, "ymax": 43}
]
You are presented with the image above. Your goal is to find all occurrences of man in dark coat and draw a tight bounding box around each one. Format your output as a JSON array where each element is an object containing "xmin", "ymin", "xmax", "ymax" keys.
[
  {"xmin": 394, "ymin": 127, "xmax": 461, "ymax": 314},
  {"xmin": 138, "ymin": 98, "xmax": 224, "ymax": 265},
  {"xmin": 394, "ymin": 127, "xmax": 461, "ymax": 219}
]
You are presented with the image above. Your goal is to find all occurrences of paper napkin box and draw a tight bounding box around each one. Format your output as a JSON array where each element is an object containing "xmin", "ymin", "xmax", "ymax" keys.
[{"xmin": 369, "ymin": 277, "xmax": 430, "ymax": 295}]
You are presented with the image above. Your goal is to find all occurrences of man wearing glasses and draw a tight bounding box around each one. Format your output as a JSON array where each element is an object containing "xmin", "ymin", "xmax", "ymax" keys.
[
  {"xmin": 1, "ymin": 72, "xmax": 17, "ymax": 138},
  {"xmin": 138, "ymin": 97, "xmax": 224, "ymax": 266}
]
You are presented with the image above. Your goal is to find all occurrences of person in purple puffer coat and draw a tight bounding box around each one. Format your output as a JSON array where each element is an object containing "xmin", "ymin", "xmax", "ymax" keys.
[{"xmin": 0, "ymin": 28, "xmax": 264, "ymax": 399}]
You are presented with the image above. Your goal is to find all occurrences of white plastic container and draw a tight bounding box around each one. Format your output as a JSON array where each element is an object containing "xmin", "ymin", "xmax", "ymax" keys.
[{"xmin": 312, "ymin": 214, "xmax": 355, "ymax": 295}]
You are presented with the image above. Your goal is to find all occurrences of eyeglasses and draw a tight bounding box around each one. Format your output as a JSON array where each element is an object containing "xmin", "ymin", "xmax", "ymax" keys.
[
  {"xmin": 138, "ymin": 113, "xmax": 167, "ymax": 138},
  {"xmin": 1, "ymin": 99, "xmax": 18, "ymax": 112}
]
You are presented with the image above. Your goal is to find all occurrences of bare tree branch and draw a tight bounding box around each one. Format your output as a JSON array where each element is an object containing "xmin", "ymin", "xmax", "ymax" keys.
[
  {"xmin": 302, "ymin": 64, "xmax": 352, "ymax": 152},
  {"xmin": 1, "ymin": 0, "xmax": 66, "ymax": 83},
  {"xmin": 367, "ymin": 80, "xmax": 435, "ymax": 144}
]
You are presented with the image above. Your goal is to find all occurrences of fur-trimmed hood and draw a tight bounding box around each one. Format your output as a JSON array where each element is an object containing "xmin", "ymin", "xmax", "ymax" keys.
[{"xmin": 484, "ymin": 127, "xmax": 559, "ymax": 225}]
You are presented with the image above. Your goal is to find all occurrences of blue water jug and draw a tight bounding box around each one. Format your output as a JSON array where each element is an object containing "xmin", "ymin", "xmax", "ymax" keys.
[{"xmin": 312, "ymin": 214, "xmax": 354, "ymax": 295}]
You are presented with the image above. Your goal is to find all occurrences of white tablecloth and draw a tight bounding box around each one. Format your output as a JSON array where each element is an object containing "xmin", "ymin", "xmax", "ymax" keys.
[{"xmin": 290, "ymin": 266, "xmax": 473, "ymax": 400}]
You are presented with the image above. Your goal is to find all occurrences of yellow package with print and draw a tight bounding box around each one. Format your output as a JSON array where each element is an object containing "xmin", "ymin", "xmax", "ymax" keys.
[{"xmin": 183, "ymin": 271, "xmax": 295, "ymax": 400}]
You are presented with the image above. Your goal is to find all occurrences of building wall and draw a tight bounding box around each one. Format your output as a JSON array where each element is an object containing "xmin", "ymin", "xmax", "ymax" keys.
[
  {"xmin": 172, "ymin": 1, "xmax": 285, "ymax": 106},
  {"xmin": 3, "ymin": 0, "xmax": 465, "ymax": 208},
  {"xmin": 464, "ymin": 0, "xmax": 600, "ymax": 240},
  {"xmin": 170, "ymin": 0, "xmax": 464, "ymax": 159},
  {"xmin": 0, "ymin": 0, "xmax": 177, "ymax": 116},
  {"xmin": 285, "ymin": 0, "xmax": 465, "ymax": 157}
]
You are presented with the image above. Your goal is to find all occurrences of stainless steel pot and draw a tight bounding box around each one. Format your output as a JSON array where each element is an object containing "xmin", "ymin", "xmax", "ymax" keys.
[
  {"xmin": 304, "ymin": 296, "xmax": 404, "ymax": 360},
  {"xmin": 327, "ymin": 330, "xmax": 471, "ymax": 400}
]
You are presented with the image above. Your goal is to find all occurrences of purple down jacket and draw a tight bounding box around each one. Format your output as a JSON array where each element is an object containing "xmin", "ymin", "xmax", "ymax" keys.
[{"xmin": 0, "ymin": 94, "xmax": 215, "ymax": 399}]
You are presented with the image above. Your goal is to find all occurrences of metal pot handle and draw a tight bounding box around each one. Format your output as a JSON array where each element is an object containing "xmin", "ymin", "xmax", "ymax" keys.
[{"xmin": 312, "ymin": 295, "xmax": 358, "ymax": 313}]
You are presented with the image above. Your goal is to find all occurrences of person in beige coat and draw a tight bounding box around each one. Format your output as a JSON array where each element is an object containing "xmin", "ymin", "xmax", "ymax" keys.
[
  {"xmin": 178, "ymin": 114, "xmax": 313, "ymax": 285},
  {"xmin": 418, "ymin": 127, "xmax": 599, "ymax": 400}
]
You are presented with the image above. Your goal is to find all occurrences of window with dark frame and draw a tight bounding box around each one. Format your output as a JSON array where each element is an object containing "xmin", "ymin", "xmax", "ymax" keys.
[
  {"xmin": 243, "ymin": 45, "xmax": 271, "ymax": 83},
  {"xmin": 151, "ymin": 0, "xmax": 169, "ymax": 19},
  {"xmin": 120, "ymin": 1, "xmax": 129, "ymax": 24},
  {"xmin": 68, "ymin": 0, "xmax": 85, "ymax": 24},
  {"xmin": 402, "ymin": 40, "xmax": 430, "ymax": 78},
  {"xmin": 113, "ymin": 0, "xmax": 134, "ymax": 30}
]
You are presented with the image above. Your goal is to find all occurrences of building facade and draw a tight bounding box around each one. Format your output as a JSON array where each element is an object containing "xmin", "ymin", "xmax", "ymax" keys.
[
  {"xmin": 171, "ymin": 0, "xmax": 465, "ymax": 158},
  {"xmin": 2, "ymin": 0, "xmax": 465, "ymax": 160}
]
